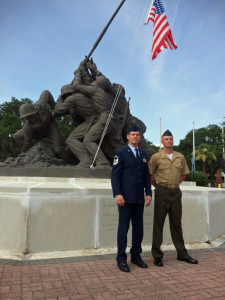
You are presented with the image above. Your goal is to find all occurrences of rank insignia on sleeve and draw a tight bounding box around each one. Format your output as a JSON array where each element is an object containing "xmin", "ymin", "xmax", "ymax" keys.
[{"xmin": 113, "ymin": 156, "xmax": 119, "ymax": 165}]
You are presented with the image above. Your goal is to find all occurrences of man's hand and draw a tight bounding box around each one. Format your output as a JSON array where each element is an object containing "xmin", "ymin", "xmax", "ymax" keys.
[
  {"xmin": 151, "ymin": 177, "xmax": 157, "ymax": 188},
  {"xmin": 86, "ymin": 61, "xmax": 97, "ymax": 73},
  {"xmin": 145, "ymin": 195, "xmax": 152, "ymax": 207},
  {"xmin": 180, "ymin": 175, "xmax": 186, "ymax": 184},
  {"xmin": 115, "ymin": 194, "xmax": 125, "ymax": 206}
]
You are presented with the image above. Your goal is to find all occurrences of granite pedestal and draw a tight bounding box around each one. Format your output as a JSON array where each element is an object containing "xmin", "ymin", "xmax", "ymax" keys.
[{"xmin": 0, "ymin": 176, "xmax": 224, "ymax": 254}]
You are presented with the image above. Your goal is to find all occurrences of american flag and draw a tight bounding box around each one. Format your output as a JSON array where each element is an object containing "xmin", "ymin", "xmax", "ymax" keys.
[{"xmin": 145, "ymin": 0, "xmax": 177, "ymax": 60}]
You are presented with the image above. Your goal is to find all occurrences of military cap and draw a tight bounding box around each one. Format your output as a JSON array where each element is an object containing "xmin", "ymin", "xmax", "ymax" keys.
[
  {"xmin": 128, "ymin": 124, "xmax": 140, "ymax": 133},
  {"xmin": 162, "ymin": 129, "xmax": 173, "ymax": 137}
]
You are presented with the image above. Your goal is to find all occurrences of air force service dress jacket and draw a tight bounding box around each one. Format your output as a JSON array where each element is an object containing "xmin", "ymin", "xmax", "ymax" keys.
[{"xmin": 111, "ymin": 146, "xmax": 152, "ymax": 203}]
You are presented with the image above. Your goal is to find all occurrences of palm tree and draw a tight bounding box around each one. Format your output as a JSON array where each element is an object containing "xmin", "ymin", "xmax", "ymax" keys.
[{"xmin": 195, "ymin": 144, "xmax": 217, "ymax": 174}]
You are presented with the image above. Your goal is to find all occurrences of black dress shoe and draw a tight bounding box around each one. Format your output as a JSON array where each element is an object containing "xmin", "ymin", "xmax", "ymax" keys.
[
  {"xmin": 177, "ymin": 255, "xmax": 198, "ymax": 264},
  {"xmin": 117, "ymin": 262, "xmax": 130, "ymax": 272},
  {"xmin": 154, "ymin": 258, "xmax": 163, "ymax": 267},
  {"xmin": 131, "ymin": 259, "xmax": 148, "ymax": 268}
]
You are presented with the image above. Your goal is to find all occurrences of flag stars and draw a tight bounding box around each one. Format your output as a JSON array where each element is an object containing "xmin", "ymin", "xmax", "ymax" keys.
[{"xmin": 154, "ymin": 0, "xmax": 165, "ymax": 15}]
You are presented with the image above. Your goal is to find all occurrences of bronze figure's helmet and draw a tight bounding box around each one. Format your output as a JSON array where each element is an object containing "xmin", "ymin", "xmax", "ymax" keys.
[
  {"xmin": 19, "ymin": 103, "xmax": 38, "ymax": 118},
  {"xmin": 60, "ymin": 84, "xmax": 75, "ymax": 98}
]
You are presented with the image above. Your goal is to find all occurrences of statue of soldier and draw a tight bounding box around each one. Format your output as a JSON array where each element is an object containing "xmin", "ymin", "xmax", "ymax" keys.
[
  {"xmin": 72, "ymin": 65, "xmax": 124, "ymax": 167},
  {"xmin": 54, "ymin": 61, "xmax": 100, "ymax": 167},
  {"xmin": 54, "ymin": 89, "xmax": 98, "ymax": 167},
  {"xmin": 54, "ymin": 60, "xmax": 124, "ymax": 168},
  {"xmin": 13, "ymin": 90, "xmax": 65, "ymax": 158}
]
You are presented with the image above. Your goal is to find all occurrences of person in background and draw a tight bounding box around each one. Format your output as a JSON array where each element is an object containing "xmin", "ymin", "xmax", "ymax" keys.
[
  {"xmin": 111, "ymin": 124, "xmax": 152, "ymax": 272},
  {"xmin": 149, "ymin": 129, "xmax": 198, "ymax": 267}
]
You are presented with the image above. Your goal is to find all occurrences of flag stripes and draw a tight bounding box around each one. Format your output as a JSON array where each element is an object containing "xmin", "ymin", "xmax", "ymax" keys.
[{"xmin": 145, "ymin": 0, "xmax": 177, "ymax": 60}]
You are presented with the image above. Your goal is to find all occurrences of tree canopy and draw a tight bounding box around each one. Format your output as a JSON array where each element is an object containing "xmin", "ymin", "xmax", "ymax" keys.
[
  {"xmin": 0, "ymin": 97, "xmax": 33, "ymax": 160},
  {"xmin": 176, "ymin": 124, "xmax": 223, "ymax": 177},
  {"xmin": 195, "ymin": 144, "xmax": 217, "ymax": 174}
]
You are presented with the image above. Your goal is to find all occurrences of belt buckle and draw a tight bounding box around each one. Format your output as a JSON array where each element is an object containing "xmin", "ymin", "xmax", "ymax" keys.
[{"xmin": 171, "ymin": 184, "xmax": 176, "ymax": 189}]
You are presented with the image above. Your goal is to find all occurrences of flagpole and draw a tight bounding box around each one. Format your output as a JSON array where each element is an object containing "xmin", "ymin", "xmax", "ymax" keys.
[
  {"xmin": 192, "ymin": 122, "xmax": 195, "ymax": 172},
  {"xmin": 159, "ymin": 117, "xmax": 161, "ymax": 150},
  {"xmin": 222, "ymin": 126, "xmax": 224, "ymax": 157},
  {"xmin": 222, "ymin": 126, "xmax": 225, "ymax": 177},
  {"xmin": 85, "ymin": 0, "xmax": 126, "ymax": 61}
]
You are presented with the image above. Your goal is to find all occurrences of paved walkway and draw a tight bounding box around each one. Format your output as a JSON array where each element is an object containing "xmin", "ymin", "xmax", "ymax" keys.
[{"xmin": 0, "ymin": 245, "xmax": 225, "ymax": 300}]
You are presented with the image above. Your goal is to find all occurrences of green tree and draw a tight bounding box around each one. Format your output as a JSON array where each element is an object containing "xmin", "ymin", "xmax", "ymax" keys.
[
  {"xmin": 145, "ymin": 139, "xmax": 159, "ymax": 153},
  {"xmin": 195, "ymin": 144, "xmax": 217, "ymax": 174},
  {"xmin": 177, "ymin": 124, "xmax": 222, "ymax": 173},
  {"xmin": 186, "ymin": 171, "xmax": 208, "ymax": 186},
  {"xmin": 220, "ymin": 119, "xmax": 225, "ymax": 161},
  {"xmin": 0, "ymin": 97, "xmax": 33, "ymax": 160},
  {"xmin": 55, "ymin": 115, "xmax": 79, "ymax": 143}
]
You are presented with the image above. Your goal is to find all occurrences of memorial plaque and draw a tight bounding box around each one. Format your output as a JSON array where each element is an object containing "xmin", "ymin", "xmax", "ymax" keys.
[{"xmin": 98, "ymin": 198, "xmax": 154, "ymax": 248}]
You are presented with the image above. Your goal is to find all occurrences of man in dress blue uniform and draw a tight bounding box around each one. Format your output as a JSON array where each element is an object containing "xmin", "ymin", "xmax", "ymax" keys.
[{"xmin": 111, "ymin": 124, "xmax": 152, "ymax": 272}]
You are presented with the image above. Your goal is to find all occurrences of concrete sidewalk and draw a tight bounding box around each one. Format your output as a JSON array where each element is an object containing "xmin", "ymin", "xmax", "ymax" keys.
[{"xmin": 0, "ymin": 244, "xmax": 225, "ymax": 300}]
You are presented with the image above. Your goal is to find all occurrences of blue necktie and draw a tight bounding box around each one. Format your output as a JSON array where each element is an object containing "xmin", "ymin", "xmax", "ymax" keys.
[{"xmin": 135, "ymin": 148, "xmax": 140, "ymax": 160}]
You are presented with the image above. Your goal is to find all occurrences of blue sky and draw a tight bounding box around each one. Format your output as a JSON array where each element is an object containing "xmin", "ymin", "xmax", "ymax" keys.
[{"xmin": 1, "ymin": 0, "xmax": 225, "ymax": 145}]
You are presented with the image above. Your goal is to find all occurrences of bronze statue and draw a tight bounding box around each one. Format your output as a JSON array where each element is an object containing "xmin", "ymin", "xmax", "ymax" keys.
[
  {"xmin": 8, "ymin": 60, "xmax": 154, "ymax": 168},
  {"xmin": 54, "ymin": 61, "xmax": 124, "ymax": 168}
]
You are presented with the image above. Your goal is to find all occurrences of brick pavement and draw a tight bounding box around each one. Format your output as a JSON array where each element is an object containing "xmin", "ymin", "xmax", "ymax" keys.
[{"xmin": 0, "ymin": 246, "xmax": 225, "ymax": 300}]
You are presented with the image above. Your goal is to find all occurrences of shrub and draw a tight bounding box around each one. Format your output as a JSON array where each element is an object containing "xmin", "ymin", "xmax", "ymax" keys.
[{"xmin": 186, "ymin": 171, "xmax": 208, "ymax": 186}]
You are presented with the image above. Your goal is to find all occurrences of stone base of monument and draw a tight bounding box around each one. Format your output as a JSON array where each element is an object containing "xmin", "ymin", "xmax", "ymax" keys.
[
  {"xmin": 0, "ymin": 166, "xmax": 111, "ymax": 179},
  {"xmin": 0, "ymin": 176, "xmax": 225, "ymax": 255}
]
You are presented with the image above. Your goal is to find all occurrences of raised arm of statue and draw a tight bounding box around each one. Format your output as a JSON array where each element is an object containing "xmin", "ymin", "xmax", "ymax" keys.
[
  {"xmin": 35, "ymin": 90, "xmax": 55, "ymax": 110},
  {"xmin": 54, "ymin": 98, "xmax": 75, "ymax": 117},
  {"xmin": 72, "ymin": 61, "xmax": 93, "ymax": 86}
]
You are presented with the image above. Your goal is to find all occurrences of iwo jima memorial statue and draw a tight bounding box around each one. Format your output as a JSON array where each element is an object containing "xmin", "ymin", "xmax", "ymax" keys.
[{"xmin": 4, "ymin": 0, "xmax": 154, "ymax": 175}]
